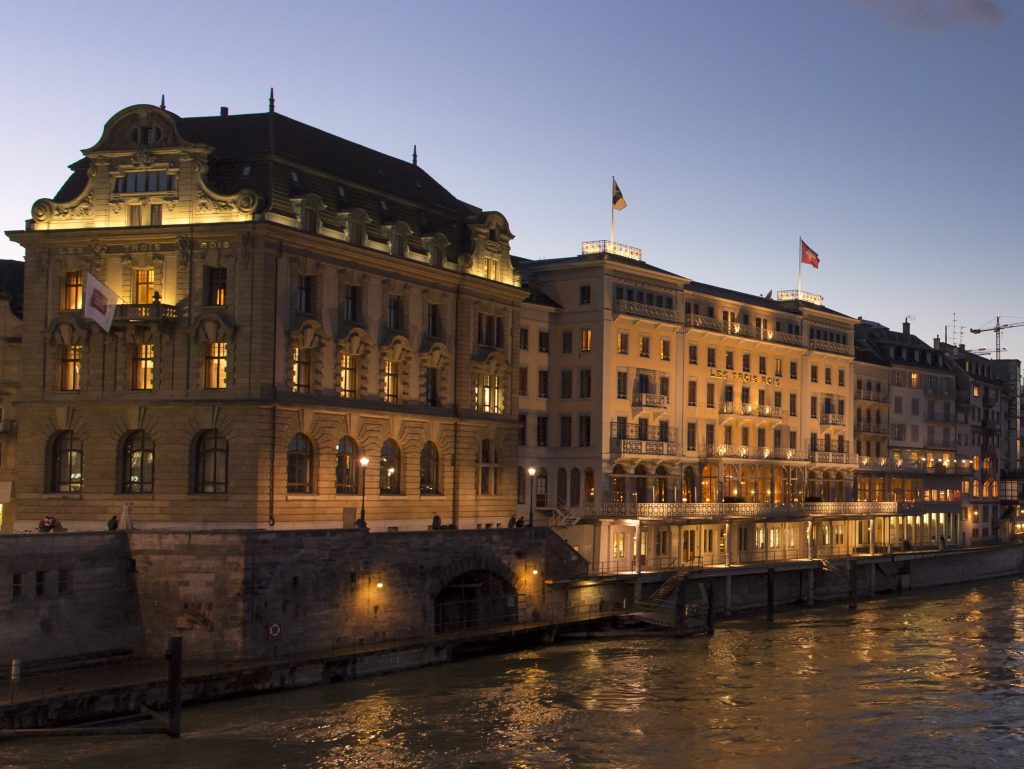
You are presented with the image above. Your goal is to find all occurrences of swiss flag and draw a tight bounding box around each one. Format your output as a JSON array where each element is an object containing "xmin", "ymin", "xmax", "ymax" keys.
[{"xmin": 800, "ymin": 239, "xmax": 820, "ymax": 269}]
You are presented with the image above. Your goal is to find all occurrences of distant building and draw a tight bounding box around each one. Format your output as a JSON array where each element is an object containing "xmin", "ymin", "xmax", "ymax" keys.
[
  {"xmin": 0, "ymin": 260, "xmax": 22, "ymax": 532},
  {"xmin": 6, "ymin": 104, "xmax": 522, "ymax": 531}
]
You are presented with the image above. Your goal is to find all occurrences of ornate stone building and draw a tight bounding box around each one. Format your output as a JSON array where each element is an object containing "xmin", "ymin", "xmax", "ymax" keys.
[{"xmin": 7, "ymin": 104, "xmax": 523, "ymax": 531}]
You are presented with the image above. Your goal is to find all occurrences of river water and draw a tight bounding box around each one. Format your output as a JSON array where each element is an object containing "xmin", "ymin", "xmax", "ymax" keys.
[{"xmin": 6, "ymin": 577, "xmax": 1024, "ymax": 769}]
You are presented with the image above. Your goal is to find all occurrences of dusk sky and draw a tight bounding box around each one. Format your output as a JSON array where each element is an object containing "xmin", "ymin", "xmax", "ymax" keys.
[{"xmin": 1, "ymin": 0, "xmax": 1020, "ymax": 360}]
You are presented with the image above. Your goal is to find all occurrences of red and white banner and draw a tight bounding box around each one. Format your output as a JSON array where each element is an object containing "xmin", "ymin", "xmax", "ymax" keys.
[{"xmin": 800, "ymin": 239, "xmax": 820, "ymax": 269}]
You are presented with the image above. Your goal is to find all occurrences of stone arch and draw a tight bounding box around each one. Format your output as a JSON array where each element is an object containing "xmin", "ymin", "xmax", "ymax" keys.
[{"xmin": 429, "ymin": 557, "xmax": 520, "ymax": 634}]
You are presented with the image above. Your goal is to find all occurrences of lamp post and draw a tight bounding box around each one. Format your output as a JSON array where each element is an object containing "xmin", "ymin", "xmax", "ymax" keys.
[
  {"xmin": 359, "ymin": 456, "xmax": 370, "ymax": 526},
  {"xmin": 527, "ymin": 466, "xmax": 537, "ymax": 527}
]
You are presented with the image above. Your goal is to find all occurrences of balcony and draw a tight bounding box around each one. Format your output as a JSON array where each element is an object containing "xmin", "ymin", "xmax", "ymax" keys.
[
  {"xmin": 854, "ymin": 421, "xmax": 887, "ymax": 435},
  {"xmin": 114, "ymin": 303, "xmax": 178, "ymax": 322},
  {"xmin": 684, "ymin": 313, "xmax": 725, "ymax": 333},
  {"xmin": 719, "ymin": 402, "xmax": 783, "ymax": 419},
  {"xmin": 596, "ymin": 499, "xmax": 897, "ymax": 522},
  {"xmin": 609, "ymin": 422, "xmax": 679, "ymax": 457},
  {"xmin": 819, "ymin": 413, "xmax": 845, "ymax": 425},
  {"xmin": 858, "ymin": 456, "xmax": 971, "ymax": 475},
  {"xmin": 808, "ymin": 338, "xmax": 854, "ymax": 356},
  {"xmin": 809, "ymin": 451, "xmax": 855, "ymax": 465},
  {"xmin": 632, "ymin": 392, "xmax": 668, "ymax": 409},
  {"xmin": 683, "ymin": 313, "xmax": 804, "ymax": 349},
  {"xmin": 614, "ymin": 298, "xmax": 683, "ymax": 324},
  {"xmin": 855, "ymin": 388, "xmax": 888, "ymax": 403},
  {"xmin": 703, "ymin": 444, "xmax": 808, "ymax": 461}
]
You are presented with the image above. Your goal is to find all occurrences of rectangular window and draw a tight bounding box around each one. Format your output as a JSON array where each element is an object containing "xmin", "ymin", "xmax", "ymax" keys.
[
  {"xmin": 60, "ymin": 344, "xmax": 82, "ymax": 391},
  {"xmin": 519, "ymin": 328, "xmax": 529, "ymax": 350},
  {"xmin": 708, "ymin": 348, "xmax": 717, "ymax": 368},
  {"xmin": 617, "ymin": 332, "xmax": 629, "ymax": 354},
  {"xmin": 560, "ymin": 370, "xmax": 573, "ymax": 399},
  {"xmin": 839, "ymin": 370, "xmax": 845, "ymax": 387},
  {"xmin": 426, "ymin": 303, "xmax": 442, "ymax": 338},
  {"xmin": 661, "ymin": 340, "xmax": 671, "ymax": 361},
  {"xmin": 387, "ymin": 296, "xmax": 403, "ymax": 331},
  {"xmin": 789, "ymin": 393, "xmax": 797, "ymax": 416},
  {"xmin": 689, "ymin": 344, "xmax": 698, "ymax": 364},
  {"xmin": 811, "ymin": 365, "xmax": 819, "ymax": 383},
  {"xmin": 579, "ymin": 285, "xmax": 591, "ymax": 304},
  {"xmin": 660, "ymin": 376, "xmax": 670, "ymax": 397},
  {"xmin": 687, "ymin": 423, "xmax": 697, "ymax": 451},
  {"xmin": 579, "ymin": 415, "xmax": 591, "ymax": 447},
  {"xmin": 291, "ymin": 347, "xmax": 312, "ymax": 393},
  {"xmin": 790, "ymin": 361, "xmax": 798, "ymax": 379},
  {"xmin": 580, "ymin": 369, "xmax": 592, "ymax": 398},
  {"xmin": 133, "ymin": 268, "xmax": 155, "ymax": 304},
  {"xmin": 560, "ymin": 416, "xmax": 572, "ymax": 447},
  {"xmin": 339, "ymin": 354, "xmax": 357, "ymax": 398},
  {"xmin": 536, "ymin": 416, "xmax": 548, "ymax": 447},
  {"xmin": 297, "ymin": 275, "xmax": 316, "ymax": 315},
  {"xmin": 538, "ymin": 331, "xmax": 549, "ymax": 353},
  {"xmin": 424, "ymin": 367, "xmax": 439, "ymax": 407},
  {"xmin": 612, "ymin": 531, "xmax": 626, "ymax": 559},
  {"xmin": 810, "ymin": 396, "xmax": 818, "ymax": 419},
  {"xmin": 617, "ymin": 371, "xmax": 627, "ymax": 399},
  {"xmin": 825, "ymin": 368, "xmax": 832, "ymax": 385},
  {"xmin": 687, "ymin": 380, "xmax": 697, "ymax": 406},
  {"xmin": 382, "ymin": 359, "xmax": 399, "ymax": 403},
  {"xmin": 725, "ymin": 351, "xmax": 734, "ymax": 370},
  {"xmin": 205, "ymin": 342, "xmax": 228, "ymax": 389},
  {"xmin": 343, "ymin": 285, "xmax": 361, "ymax": 323},
  {"xmin": 62, "ymin": 271, "xmax": 83, "ymax": 310},
  {"xmin": 132, "ymin": 343, "xmax": 154, "ymax": 390},
  {"xmin": 640, "ymin": 336, "xmax": 650, "ymax": 357},
  {"xmin": 562, "ymin": 331, "xmax": 573, "ymax": 354},
  {"xmin": 206, "ymin": 267, "xmax": 227, "ymax": 306},
  {"xmin": 759, "ymin": 356, "xmax": 767, "ymax": 375},
  {"xmin": 518, "ymin": 367, "xmax": 528, "ymax": 396},
  {"xmin": 580, "ymin": 328, "xmax": 592, "ymax": 352},
  {"xmin": 538, "ymin": 370, "xmax": 549, "ymax": 398},
  {"xmin": 705, "ymin": 424, "xmax": 715, "ymax": 449},
  {"xmin": 36, "ymin": 571, "xmax": 45, "ymax": 597},
  {"xmin": 742, "ymin": 354, "xmax": 750, "ymax": 373},
  {"xmin": 707, "ymin": 383, "xmax": 715, "ymax": 408}
]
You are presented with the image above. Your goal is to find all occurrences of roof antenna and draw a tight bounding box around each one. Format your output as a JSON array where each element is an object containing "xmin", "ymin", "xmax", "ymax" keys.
[
  {"xmin": 269, "ymin": 87, "xmax": 275, "ymax": 113},
  {"xmin": 412, "ymin": 144, "xmax": 418, "ymax": 166},
  {"xmin": 160, "ymin": 94, "xmax": 166, "ymax": 110}
]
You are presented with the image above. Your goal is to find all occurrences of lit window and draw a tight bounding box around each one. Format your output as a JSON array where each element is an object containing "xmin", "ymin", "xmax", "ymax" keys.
[
  {"xmin": 382, "ymin": 359, "xmax": 399, "ymax": 403},
  {"xmin": 132, "ymin": 343, "xmax": 154, "ymax": 390},
  {"xmin": 121, "ymin": 430, "xmax": 154, "ymax": 493},
  {"xmin": 204, "ymin": 342, "xmax": 228, "ymax": 389},
  {"xmin": 335, "ymin": 436, "xmax": 360, "ymax": 494},
  {"xmin": 475, "ymin": 373, "xmax": 505, "ymax": 414},
  {"xmin": 62, "ymin": 271, "xmax": 83, "ymax": 310},
  {"xmin": 113, "ymin": 171, "xmax": 176, "ymax": 194},
  {"xmin": 292, "ymin": 346, "xmax": 312, "ymax": 393},
  {"xmin": 380, "ymin": 439, "xmax": 401, "ymax": 494},
  {"xmin": 339, "ymin": 354, "xmax": 358, "ymax": 399},
  {"xmin": 60, "ymin": 344, "xmax": 81, "ymax": 391},
  {"xmin": 49, "ymin": 430, "xmax": 83, "ymax": 493},
  {"xmin": 617, "ymin": 332, "xmax": 629, "ymax": 354},
  {"xmin": 580, "ymin": 329, "xmax": 592, "ymax": 352},
  {"xmin": 205, "ymin": 267, "xmax": 227, "ymax": 306}
]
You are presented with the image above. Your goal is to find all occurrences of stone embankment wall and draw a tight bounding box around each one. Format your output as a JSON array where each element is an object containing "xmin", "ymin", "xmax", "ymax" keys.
[
  {"xmin": 0, "ymin": 532, "xmax": 141, "ymax": 664},
  {"xmin": 1, "ymin": 527, "xmax": 594, "ymax": 664}
]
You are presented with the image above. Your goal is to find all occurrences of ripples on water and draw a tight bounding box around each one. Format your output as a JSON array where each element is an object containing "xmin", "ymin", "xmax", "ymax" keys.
[{"xmin": 6, "ymin": 578, "xmax": 1024, "ymax": 769}]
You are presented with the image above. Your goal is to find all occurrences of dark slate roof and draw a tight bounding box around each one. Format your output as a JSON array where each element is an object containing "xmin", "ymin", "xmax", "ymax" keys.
[
  {"xmin": 856, "ymin": 320, "xmax": 951, "ymax": 372},
  {"xmin": 0, "ymin": 260, "xmax": 24, "ymax": 318},
  {"xmin": 685, "ymin": 281, "xmax": 792, "ymax": 314},
  {"xmin": 523, "ymin": 284, "xmax": 562, "ymax": 309},
  {"xmin": 514, "ymin": 252, "xmax": 685, "ymax": 281}
]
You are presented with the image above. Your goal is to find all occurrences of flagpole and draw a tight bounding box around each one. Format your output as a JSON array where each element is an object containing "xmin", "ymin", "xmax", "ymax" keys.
[
  {"xmin": 797, "ymin": 237, "xmax": 803, "ymax": 296},
  {"xmin": 610, "ymin": 178, "xmax": 615, "ymax": 245}
]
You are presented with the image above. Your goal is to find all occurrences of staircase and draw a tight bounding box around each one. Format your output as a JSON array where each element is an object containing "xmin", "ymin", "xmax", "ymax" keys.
[
  {"xmin": 548, "ymin": 503, "xmax": 580, "ymax": 527},
  {"xmin": 632, "ymin": 563, "xmax": 694, "ymax": 626}
]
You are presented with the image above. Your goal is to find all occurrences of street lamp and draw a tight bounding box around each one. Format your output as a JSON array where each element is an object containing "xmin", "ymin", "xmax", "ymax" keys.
[
  {"xmin": 359, "ymin": 456, "xmax": 370, "ymax": 526},
  {"xmin": 527, "ymin": 466, "xmax": 537, "ymax": 527}
]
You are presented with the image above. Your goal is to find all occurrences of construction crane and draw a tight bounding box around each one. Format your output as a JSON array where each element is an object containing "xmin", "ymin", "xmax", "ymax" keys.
[{"xmin": 969, "ymin": 316, "xmax": 1024, "ymax": 359}]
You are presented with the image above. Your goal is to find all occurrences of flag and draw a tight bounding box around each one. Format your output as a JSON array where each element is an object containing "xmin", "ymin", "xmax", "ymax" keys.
[
  {"xmin": 83, "ymin": 272, "xmax": 117, "ymax": 332},
  {"xmin": 800, "ymin": 239, "xmax": 820, "ymax": 269},
  {"xmin": 612, "ymin": 178, "xmax": 627, "ymax": 211}
]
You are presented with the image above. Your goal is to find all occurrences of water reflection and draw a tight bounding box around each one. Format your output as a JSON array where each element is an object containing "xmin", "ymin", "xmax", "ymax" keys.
[{"xmin": 8, "ymin": 577, "xmax": 1024, "ymax": 769}]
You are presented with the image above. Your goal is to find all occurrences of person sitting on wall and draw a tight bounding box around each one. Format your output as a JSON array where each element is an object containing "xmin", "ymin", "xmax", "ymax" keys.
[
  {"xmin": 50, "ymin": 517, "xmax": 65, "ymax": 532},
  {"xmin": 516, "ymin": 516, "xmax": 525, "ymax": 528},
  {"xmin": 508, "ymin": 516, "xmax": 518, "ymax": 529},
  {"xmin": 38, "ymin": 516, "xmax": 54, "ymax": 532},
  {"xmin": 107, "ymin": 515, "xmax": 119, "ymax": 531}
]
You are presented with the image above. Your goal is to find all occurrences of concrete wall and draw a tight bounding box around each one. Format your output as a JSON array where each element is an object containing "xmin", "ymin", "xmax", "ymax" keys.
[{"xmin": 0, "ymin": 532, "xmax": 141, "ymax": 663}]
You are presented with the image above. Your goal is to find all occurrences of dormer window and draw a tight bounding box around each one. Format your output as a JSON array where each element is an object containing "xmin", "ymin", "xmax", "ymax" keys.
[{"xmin": 114, "ymin": 171, "xmax": 175, "ymax": 194}]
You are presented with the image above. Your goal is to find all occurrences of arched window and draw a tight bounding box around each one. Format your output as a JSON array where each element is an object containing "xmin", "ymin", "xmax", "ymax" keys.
[
  {"xmin": 380, "ymin": 439, "xmax": 401, "ymax": 494},
  {"xmin": 654, "ymin": 466, "xmax": 668, "ymax": 503},
  {"xmin": 194, "ymin": 430, "xmax": 228, "ymax": 493},
  {"xmin": 611, "ymin": 464, "xmax": 626, "ymax": 503},
  {"xmin": 478, "ymin": 439, "xmax": 498, "ymax": 495},
  {"xmin": 633, "ymin": 466, "xmax": 648, "ymax": 503},
  {"xmin": 570, "ymin": 468, "xmax": 581, "ymax": 507},
  {"xmin": 287, "ymin": 433, "xmax": 314, "ymax": 494},
  {"xmin": 121, "ymin": 431, "xmax": 154, "ymax": 493},
  {"xmin": 336, "ymin": 436, "xmax": 360, "ymax": 494},
  {"xmin": 49, "ymin": 430, "xmax": 83, "ymax": 493},
  {"xmin": 420, "ymin": 442, "xmax": 441, "ymax": 495},
  {"xmin": 535, "ymin": 468, "xmax": 548, "ymax": 508}
]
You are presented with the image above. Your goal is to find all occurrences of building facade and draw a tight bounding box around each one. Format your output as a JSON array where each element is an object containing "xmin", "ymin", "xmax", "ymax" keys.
[{"xmin": 6, "ymin": 104, "xmax": 523, "ymax": 531}]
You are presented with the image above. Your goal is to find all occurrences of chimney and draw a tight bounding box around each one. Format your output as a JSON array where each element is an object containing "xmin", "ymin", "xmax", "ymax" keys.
[
  {"xmin": 903, "ymin": 320, "xmax": 911, "ymax": 335},
  {"xmin": 220, "ymin": 106, "xmax": 229, "ymax": 117}
]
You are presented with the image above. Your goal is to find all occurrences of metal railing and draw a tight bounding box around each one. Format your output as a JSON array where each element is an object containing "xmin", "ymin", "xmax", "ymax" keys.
[
  {"xmin": 854, "ymin": 421, "xmax": 886, "ymax": 434},
  {"xmin": 701, "ymin": 444, "xmax": 808, "ymax": 461},
  {"xmin": 819, "ymin": 413, "xmax": 845, "ymax": 425},
  {"xmin": 583, "ymin": 240, "xmax": 643, "ymax": 260},
  {"xmin": 855, "ymin": 388, "xmax": 888, "ymax": 402},
  {"xmin": 720, "ymin": 402, "xmax": 783, "ymax": 418},
  {"xmin": 808, "ymin": 338, "xmax": 854, "ymax": 355},
  {"xmin": 632, "ymin": 392, "xmax": 669, "ymax": 408},
  {"xmin": 614, "ymin": 299, "xmax": 682, "ymax": 323},
  {"xmin": 809, "ymin": 450, "xmax": 855, "ymax": 464}
]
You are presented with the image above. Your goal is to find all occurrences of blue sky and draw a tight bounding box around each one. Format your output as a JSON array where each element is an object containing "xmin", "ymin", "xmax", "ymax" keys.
[{"xmin": 1, "ymin": 0, "xmax": 1021, "ymax": 359}]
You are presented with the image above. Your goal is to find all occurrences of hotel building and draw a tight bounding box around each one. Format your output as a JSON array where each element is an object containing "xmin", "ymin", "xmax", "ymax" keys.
[{"xmin": 6, "ymin": 103, "xmax": 523, "ymax": 531}]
